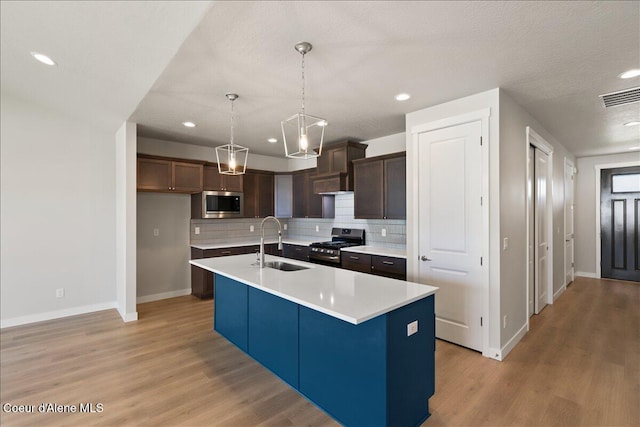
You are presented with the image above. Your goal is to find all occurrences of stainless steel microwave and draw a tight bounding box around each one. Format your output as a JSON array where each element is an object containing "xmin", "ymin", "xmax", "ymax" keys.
[{"xmin": 198, "ymin": 191, "xmax": 243, "ymax": 218}]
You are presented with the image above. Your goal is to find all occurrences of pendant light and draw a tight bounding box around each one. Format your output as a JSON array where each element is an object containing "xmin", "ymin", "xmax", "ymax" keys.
[
  {"xmin": 281, "ymin": 42, "xmax": 327, "ymax": 159},
  {"xmin": 216, "ymin": 93, "xmax": 248, "ymax": 175}
]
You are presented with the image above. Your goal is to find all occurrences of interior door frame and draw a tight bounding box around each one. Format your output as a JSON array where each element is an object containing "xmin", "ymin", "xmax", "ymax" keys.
[
  {"xmin": 408, "ymin": 108, "xmax": 490, "ymax": 358},
  {"xmin": 564, "ymin": 157, "xmax": 575, "ymax": 286},
  {"xmin": 525, "ymin": 127, "xmax": 554, "ymax": 322},
  {"xmin": 594, "ymin": 160, "xmax": 640, "ymax": 278}
]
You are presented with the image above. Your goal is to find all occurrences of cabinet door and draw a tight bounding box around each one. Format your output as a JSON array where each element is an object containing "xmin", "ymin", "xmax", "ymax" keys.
[
  {"xmin": 203, "ymin": 165, "xmax": 223, "ymax": 190},
  {"xmin": 137, "ymin": 158, "xmax": 172, "ymax": 191},
  {"xmin": 243, "ymin": 172, "xmax": 258, "ymax": 218},
  {"xmin": 214, "ymin": 275, "xmax": 248, "ymax": 351},
  {"xmin": 354, "ymin": 160, "xmax": 384, "ymax": 219},
  {"xmin": 306, "ymin": 172, "xmax": 323, "ymax": 218},
  {"xmin": 258, "ymin": 173, "xmax": 275, "ymax": 217},
  {"xmin": 275, "ymin": 174, "xmax": 293, "ymax": 218},
  {"xmin": 172, "ymin": 162, "xmax": 203, "ymax": 193},
  {"xmin": 224, "ymin": 174, "xmax": 244, "ymax": 192},
  {"xmin": 384, "ymin": 156, "xmax": 406, "ymax": 219},
  {"xmin": 283, "ymin": 244, "xmax": 309, "ymax": 261},
  {"xmin": 292, "ymin": 172, "xmax": 307, "ymax": 218}
]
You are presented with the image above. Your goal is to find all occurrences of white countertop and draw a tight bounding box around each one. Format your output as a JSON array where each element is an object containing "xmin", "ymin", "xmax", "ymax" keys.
[
  {"xmin": 190, "ymin": 253, "xmax": 437, "ymax": 325},
  {"xmin": 342, "ymin": 245, "xmax": 407, "ymax": 259},
  {"xmin": 191, "ymin": 239, "xmax": 315, "ymax": 250}
]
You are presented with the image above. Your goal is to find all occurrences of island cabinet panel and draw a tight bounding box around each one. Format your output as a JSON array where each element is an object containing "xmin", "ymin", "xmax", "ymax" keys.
[
  {"xmin": 248, "ymin": 288, "xmax": 299, "ymax": 388},
  {"xmin": 214, "ymin": 274, "xmax": 248, "ymax": 352}
]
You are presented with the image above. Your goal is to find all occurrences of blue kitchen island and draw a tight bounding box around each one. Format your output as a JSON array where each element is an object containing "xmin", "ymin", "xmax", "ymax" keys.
[{"xmin": 190, "ymin": 254, "xmax": 438, "ymax": 427}]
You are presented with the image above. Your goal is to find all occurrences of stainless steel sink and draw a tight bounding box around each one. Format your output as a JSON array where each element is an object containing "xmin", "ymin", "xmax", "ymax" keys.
[{"xmin": 264, "ymin": 261, "xmax": 310, "ymax": 272}]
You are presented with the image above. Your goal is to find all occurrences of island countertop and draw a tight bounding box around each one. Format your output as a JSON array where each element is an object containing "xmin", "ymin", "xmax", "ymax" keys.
[{"xmin": 190, "ymin": 253, "xmax": 437, "ymax": 325}]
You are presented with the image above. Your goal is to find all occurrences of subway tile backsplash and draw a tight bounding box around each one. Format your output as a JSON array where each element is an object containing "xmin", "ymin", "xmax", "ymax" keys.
[{"xmin": 190, "ymin": 193, "xmax": 406, "ymax": 249}]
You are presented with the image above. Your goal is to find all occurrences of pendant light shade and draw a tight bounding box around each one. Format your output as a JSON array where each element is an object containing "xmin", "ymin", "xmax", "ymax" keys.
[
  {"xmin": 281, "ymin": 42, "xmax": 327, "ymax": 159},
  {"xmin": 216, "ymin": 93, "xmax": 248, "ymax": 175}
]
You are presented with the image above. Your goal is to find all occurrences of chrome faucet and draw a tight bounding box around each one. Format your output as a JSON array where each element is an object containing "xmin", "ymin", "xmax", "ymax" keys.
[{"xmin": 260, "ymin": 216, "xmax": 283, "ymax": 268}]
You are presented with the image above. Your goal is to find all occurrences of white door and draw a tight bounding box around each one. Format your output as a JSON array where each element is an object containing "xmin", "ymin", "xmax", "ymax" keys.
[
  {"xmin": 418, "ymin": 120, "xmax": 484, "ymax": 352},
  {"xmin": 564, "ymin": 160, "xmax": 575, "ymax": 285},
  {"xmin": 528, "ymin": 146, "xmax": 535, "ymax": 317},
  {"xmin": 535, "ymin": 149, "xmax": 549, "ymax": 313}
]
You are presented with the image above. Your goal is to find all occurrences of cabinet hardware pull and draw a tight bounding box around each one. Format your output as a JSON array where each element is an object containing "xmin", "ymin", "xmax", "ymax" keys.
[
  {"xmin": 221, "ymin": 251, "xmax": 231, "ymax": 255},
  {"xmin": 382, "ymin": 261, "xmax": 394, "ymax": 265},
  {"xmin": 349, "ymin": 256, "xmax": 360, "ymax": 260}
]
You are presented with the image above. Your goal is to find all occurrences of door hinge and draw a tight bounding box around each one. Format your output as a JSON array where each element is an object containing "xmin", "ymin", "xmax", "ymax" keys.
[
  {"xmin": 480, "ymin": 317, "xmax": 483, "ymax": 327},
  {"xmin": 572, "ymin": 262, "xmax": 575, "ymax": 267},
  {"xmin": 480, "ymin": 136, "xmax": 483, "ymax": 146},
  {"xmin": 480, "ymin": 196, "xmax": 483, "ymax": 206},
  {"xmin": 480, "ymin": 257, "xmax": 483, "ymax": 266}
]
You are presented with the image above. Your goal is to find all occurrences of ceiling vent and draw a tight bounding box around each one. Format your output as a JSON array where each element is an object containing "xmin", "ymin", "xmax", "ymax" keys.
[{"xmin": 599, "ymin": 87, "xmax": 640, "ymax": 108}]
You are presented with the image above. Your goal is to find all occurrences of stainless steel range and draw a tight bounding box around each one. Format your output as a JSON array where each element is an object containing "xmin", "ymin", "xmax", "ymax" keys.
[{"xmin": 309, "ymin": 228, "xmax": 365, "ymax": 266}]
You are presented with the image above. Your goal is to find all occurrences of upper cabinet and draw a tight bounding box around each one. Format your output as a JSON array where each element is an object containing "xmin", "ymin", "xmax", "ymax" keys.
[
  {"xmin": 292, "ymin": 168, "xmax": 334, "ymax": 218},
  {"xmin": 203, "ymin": 165, "xmax": 243, "ymax": 192},
  {"xmin": 313, "ymin": 140, "xmax": 367, "ymax": 194},
  {"xmin": 137, "ymin": 155, "xmax": 203, "ymax": 193},
  {"xmin": 353, "ymin": 152, "xmax": 406, "ymax": 219},
  {"xmin": 244, "ymin": 170, "xmax": 274, "ymax": 218},
  {"xmin": 274, "ymin": 174, "xmax": 293, "ymax": 218}
]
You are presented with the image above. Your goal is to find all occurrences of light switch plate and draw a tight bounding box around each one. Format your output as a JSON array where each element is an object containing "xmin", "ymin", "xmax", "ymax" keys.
[
  {"xmin": 407, "ymin": 320, "xmax": 418, "ymax": 336},
  {"xmin": 381, "ymin": 228, "xmax": 387, "ymax": 237},
  {"xmin": 283, "ymin": 224, "xmax": 288, "ymax": 230},
  {"xmin": 250, "ymin": 225, "xmax": 254, "ymax": 232},
  {"xmin": 153, "ymin": 228, "xmax": 160, "ymax": 237},
  {"xmin": 503, "ymin": 237, "xmax": 508, "ymax": 251},
  {"xmin": 195, "ymin": 227, "xmax": 200, "ymax": 235},
  {"xmin": 315, "ymin": 225, "xmax": 319, "ymax": 232}
]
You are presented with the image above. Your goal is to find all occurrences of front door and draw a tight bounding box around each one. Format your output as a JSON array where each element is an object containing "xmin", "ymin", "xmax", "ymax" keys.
[
  {"xmin": 601, "ymin": 167, "xmax": 640, "ymax": 282},
  {"xmin": 417, "ymin": 120, "xmax": 484, "ymax": 352}
]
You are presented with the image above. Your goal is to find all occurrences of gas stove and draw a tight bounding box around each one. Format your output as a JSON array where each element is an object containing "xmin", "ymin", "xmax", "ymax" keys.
[{"xmin": 309, "ymin": 228, "xmax": 365, "ymax": 266}]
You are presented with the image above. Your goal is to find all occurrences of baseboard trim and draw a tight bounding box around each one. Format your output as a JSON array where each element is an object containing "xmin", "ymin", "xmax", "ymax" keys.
[
  {"xmin": 500, "ymin": 322, "xmax": 528, "ymax": 360},
  {"xmin": 1, "ymin": 301, "xmax": 118, "ymax": 329},
  {"xmin": 137, "ymin": 288, "xmax": 192, "ymax": 304},
  {"xmin": 553, "ymin": 285, "xmax": 566, "ymax": 301},
  {"xmin": 576, "ymin": 271, "xmax": 598, "ymax": 279}
]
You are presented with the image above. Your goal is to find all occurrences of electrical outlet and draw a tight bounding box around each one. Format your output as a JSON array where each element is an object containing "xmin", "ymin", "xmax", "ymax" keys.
[
  {"xmin": 315, "ymin": 225, "xmax": 319, "ymax": 232},
  {"xmin": 407, "ymin": 320, "xmax": 418, "ymax": 336},
  {"xmin": 250, "ymin": 225, "xmax": 254, "ymax": 232},
  {"xmin": 503, "ymin": 237, "xmax": 509, "ymax": 251},
  {"xmin": 283, "ymin": 224, "xmax": 288, "ymax": 231},
  {"xmin": 195, "ymin": 227, "xmax": 200, "ymax": 235},
  {"xmin": 153, "ymin": 228, "xmax": 159, "ymax": 237},
  {"xmin": 56, "ymin": 288, "xmax": 64, "ymax": 298},
  {"xmin": 503, "ymin": 315, "xmax": 507, "ymax": 329},
  {"xmin": 381, "ymin": 228, "xmax": 387, "ymax": 237}
]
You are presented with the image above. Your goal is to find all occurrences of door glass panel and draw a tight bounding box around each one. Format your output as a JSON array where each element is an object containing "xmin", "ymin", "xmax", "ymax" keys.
[{"xmin": 612, "ymin": 174, "xmax": 640, "ymax": 193}]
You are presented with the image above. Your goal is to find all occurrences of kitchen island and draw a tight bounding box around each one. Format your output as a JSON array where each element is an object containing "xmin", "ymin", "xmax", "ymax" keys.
[{"xmin": 190, "ymin": 253, "xmax": 438, "ymax": 427}]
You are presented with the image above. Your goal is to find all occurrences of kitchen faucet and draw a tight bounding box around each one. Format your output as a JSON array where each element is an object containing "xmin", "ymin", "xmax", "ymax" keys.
[{"xmin": 260, "ymin": 216, "xmax": 283, "ymax": 268}]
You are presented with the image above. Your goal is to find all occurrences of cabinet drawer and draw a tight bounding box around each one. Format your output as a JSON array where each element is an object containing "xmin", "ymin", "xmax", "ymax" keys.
[
  {"xmin": 283, "ymin": 244, "xmax": 309, "ymax": 261},
  {"xmin": 341, "ymin": 253, "xmax": 372, "ymax": 273},
  {"xmin": 203, "ymin": 245, "xmax": 259, "ymax": 258},
  {"xmin": 371, "ymin": 255, "xmax": 406, "ymax": 280}
]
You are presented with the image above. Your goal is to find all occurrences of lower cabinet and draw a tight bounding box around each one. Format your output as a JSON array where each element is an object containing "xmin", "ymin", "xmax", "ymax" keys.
[
  {"xmin": 342, "ymin": 253, "xmax": 407, "ymax": 280},
  {"xmin": 191, "ymin": 245, "xmax": 260, "ymax": 299}
]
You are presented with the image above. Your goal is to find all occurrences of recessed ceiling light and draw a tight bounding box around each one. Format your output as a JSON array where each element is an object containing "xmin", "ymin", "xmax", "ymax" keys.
[
  {"xmin": 395, "ymin": 93, "xmax": 411, "ymax": 101},
  {"xmin": 619, "ymin": 69, "xmax": 640, "ymax": 79},
  {"xmin": 182, "ymin": 121, "xmax": 196, "ymax": 128},
  {"xmin": 624, "ymin": 121, "xmax": 640, "ymax": 127},
  {"xmin": 30, "ymin": 52, "xmax": 56, "ymax": 66},
  {"xmin": 267, "ymin": 138, "xmax": 278, "ymax": 143}
]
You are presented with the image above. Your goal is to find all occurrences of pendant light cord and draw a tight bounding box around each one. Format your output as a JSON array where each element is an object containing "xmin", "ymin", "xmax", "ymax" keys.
[
  {"xmin": 230, "ymin": 98, "xmax": 235, "ymax": 148},
  {"xmin": 301, "ymin": 52, "xmax": 305, "ymax": 116}
]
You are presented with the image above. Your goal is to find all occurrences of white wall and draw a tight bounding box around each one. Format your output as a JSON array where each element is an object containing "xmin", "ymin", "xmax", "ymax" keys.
[
  {"xmin": 364, "ymin": 133, "xmax": 406, "ymax": 157},
  {"xmin": 1, "ymin": 93, "xmax": 117, "ymax": 327},
  {"xmin": 499, "ymin": 90, "xmax": 574, "ymax": 353},
  {"xmin": 575, "ymin": 152, "xmax": 640, "ymax": 276}
]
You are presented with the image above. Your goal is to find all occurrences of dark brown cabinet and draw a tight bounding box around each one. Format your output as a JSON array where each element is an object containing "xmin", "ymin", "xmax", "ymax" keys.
[
  {"xmin": 282, "ymin": 244, "xmax": 309, "ymax": 261},
  {"xmin": 353, "ymin": 152, "xmax": 406, "ymax": 219},
  {"xmin": 137, "ymin": 156, "xmax": 203, "ymax": 193},
  {"xmin": 203, "ymin": 165, "xmax": 243, "ymax": 192},
  {"xmin": 244, "ymin": 170, "xmax": 274, "ymax": 218},
  {"xmin": 341, "ymin": 252, "xmax": 406, "ymax": 280},
  {"xmin": 313, "ymin": 140, "xmax": 367, "ymax": 193},
  {"xmin": 292, "ymin": 169, "xmax": 324, "ymax": 218},
  {"xmin": 191, "ymin": 245, "xmax": 260, "ymax": 298}
]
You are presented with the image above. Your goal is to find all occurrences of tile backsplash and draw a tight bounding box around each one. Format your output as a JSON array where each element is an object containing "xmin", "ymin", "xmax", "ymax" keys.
[{"xmin": 190, "ymin": 193, "xmax": 406, "ymax": 249}]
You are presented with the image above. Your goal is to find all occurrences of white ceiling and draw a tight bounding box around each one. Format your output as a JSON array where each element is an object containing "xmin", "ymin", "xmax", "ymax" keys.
[{"xmin": 2, "ymin": 1, "xmax": 639, "ymax": 159}]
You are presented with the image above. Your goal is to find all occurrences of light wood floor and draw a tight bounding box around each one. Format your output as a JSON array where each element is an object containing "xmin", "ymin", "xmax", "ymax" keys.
[{"xmin": 1, "ymin": 277, "xmax": 638, "ymax": 426}]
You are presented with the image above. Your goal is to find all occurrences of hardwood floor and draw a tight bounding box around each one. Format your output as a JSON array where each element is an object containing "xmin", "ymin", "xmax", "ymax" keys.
[{"xmin": 1, "ymin": 276, "xmax": 638, "ymax": 426}]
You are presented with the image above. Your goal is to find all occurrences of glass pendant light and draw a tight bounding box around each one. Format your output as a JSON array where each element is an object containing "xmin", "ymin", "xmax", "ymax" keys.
[
  {"xmin": 216, "ymin": 93, "xmax": 248, "ymax": 175},
  {"xmin": 281, "ymin": 42, "xmax": 327, "ymax": 159}
]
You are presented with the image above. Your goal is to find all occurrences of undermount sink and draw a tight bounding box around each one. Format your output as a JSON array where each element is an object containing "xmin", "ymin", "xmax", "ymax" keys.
[{"xmin": 264, "ymin": 261, "xmax": 310, "ymax": 272}]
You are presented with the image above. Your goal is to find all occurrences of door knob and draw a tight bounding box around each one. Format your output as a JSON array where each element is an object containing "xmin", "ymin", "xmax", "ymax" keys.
[{"xmin": 421, "ymin": 256, "xmax": 431, "ymax": 261}]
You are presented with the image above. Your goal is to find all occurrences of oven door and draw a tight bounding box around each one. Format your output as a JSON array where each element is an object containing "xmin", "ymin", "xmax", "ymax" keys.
[{"xmin": 308, "ymin": 247, "xmax": 341, "ymax": 266}]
